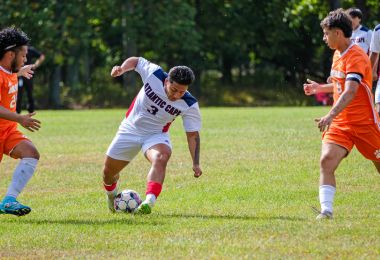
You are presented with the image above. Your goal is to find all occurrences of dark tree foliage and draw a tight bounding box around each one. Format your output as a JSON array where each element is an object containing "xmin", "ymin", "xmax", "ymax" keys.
[{"xmin": 0, "ymin": 0, "xmax": 379, "ymax": 107}]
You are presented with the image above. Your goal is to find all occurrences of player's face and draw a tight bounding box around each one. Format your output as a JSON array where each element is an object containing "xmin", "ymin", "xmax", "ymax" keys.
[
  {"xmin": 11, "ymin": 46, "xmax": 27, "ymax": 72},
  {"xmin": 350, "ymin": 16, "xmax": 360, "ymax": 30},
  {"xmin": 322, "ymin": 28, "xmax": 339, "ymax": 50},
  {"xmin": 165, "ymin": 79, "xmax": 188, "ymax": 101}
]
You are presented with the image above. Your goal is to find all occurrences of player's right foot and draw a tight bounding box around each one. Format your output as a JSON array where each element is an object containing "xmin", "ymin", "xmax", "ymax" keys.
[
  {"xmin": 106, "ymin": 190, "xmax": 118, "ymax": 213},
  {"xmin": 316, "ymin": 211, "xmax": 333, "ymax": 220},
  {"xmin": 0, "ymin": 196, "xmax": 31, "ymax": 216}
]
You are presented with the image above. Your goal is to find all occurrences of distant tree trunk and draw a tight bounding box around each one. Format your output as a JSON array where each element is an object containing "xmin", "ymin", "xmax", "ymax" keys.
[
  {"xmin": 122, "ymin": 1, "xmax": 136, "ymax": 90},
  {"xmin": 192, "ymin": 0, "xmax": 202, "ymax": 97},
  {"xmin": 66, "ymin": 50, "xmax": 80, "ymax": 93},
  {"xmin": 328, "ymin": 0, "xmax": 341, "ymax": 10},
  {"xmin": 49, "ymin": 1, "xmax": 63, "ymax": 108},
  {"xmin": 221, "ymin": 54, "xmax": 233, "ymax": 85},
  {"xmin": 50, "ymin": 66, "xmax": 62, "ymax": 108}
]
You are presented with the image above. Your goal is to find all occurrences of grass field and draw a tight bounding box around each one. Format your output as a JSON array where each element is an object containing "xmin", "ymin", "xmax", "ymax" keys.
[{"xmin": 0, "ymin": 108, "xmax": 379, "ymax": 258}]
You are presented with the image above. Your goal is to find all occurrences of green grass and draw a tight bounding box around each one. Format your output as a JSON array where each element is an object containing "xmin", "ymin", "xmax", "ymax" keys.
[{"xmin": 0, "ymin": 108, "xmax": 379, "ymax": 258}]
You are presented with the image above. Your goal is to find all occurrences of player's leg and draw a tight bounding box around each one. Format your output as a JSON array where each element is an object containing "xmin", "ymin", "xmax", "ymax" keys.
[
  {"xmin": 136, "ymin": 134, "xmax": 172, "ymax": 214},
  {"xmin": 316, "ymin": 142, "xmax": 348, "ymax": 219},
  {"xmin": 372, "ymin": 161, "xmax": 380, "ymax": 173},
  {"xmin": 0, "ymin": 139, "xmax": 39, "ymax": 216},
  {"xmin": 103, "ymin": 132, "xmax": 140, "ymax": 212},
  {"xmin": 103, "ymin": 156, "xmax": 129, "ymax": 212},
  {"xmin": 24, "ymin": 78, "xmax": 35, "ymax": 113}
]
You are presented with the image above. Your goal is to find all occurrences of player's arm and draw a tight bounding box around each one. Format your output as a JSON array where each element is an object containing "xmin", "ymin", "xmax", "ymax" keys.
[
  {"xmin": 315, "ymin": 77, "xmax": 359, "ymax": 132},
  {"xmin": 32, "ymin": 53, "xmax": 45, "ymax": 70},
  {"xmin": 17, "ymin": 65, "xmax": 34, "ymax": 79},
  {"xmin": 303, "ymin": 78, "xmax": 334, "ymax": 95},
  {"xmin": 110, "ymin": 57, "xmax": 139, "ymax": 77},
  {"xmin": 186, "ymin": 131, "xmax": 202, "ymax": 178},
  {"xmin": 369, "ymin": 51, "xmax": 379, "ymax": 81},
  {"xmin": 0, "ymin": 106, "xmax": 41, "ymax": 132}
]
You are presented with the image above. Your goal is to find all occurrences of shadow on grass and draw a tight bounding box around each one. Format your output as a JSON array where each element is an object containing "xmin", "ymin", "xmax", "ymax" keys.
[
  {"xmin": 0, "ymin": 212, "xmax": 306, "ymax": 225},
  {"xmin": 0, "ymin": 216, "xmax": 162, "ymax": 226},
  {"xmin": 157, "ymin": 212, "xmax": 306, "ymax": 221}
]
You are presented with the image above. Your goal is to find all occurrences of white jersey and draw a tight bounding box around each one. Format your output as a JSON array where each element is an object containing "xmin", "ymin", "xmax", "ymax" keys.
[
  {"xmin": 370, "ymin": 24, "xmax": 380, "ymax": 53},
  {"xmin": 351, "ymin": 25, "xmax": 372, "ymax": 54},
  {"xmin": 119, "ymin": 57, "xmax": 201, "ymax": 136}
]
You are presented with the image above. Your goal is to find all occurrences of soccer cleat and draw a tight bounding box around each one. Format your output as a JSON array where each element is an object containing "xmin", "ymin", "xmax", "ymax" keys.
[
  {"xmin": 134, "ymin": 202, "xmax": 152, "ymax": 214},
  {"xmin": 316, "ymin": 211, "xmax": 333, "ymax": 220},
  {"xmin": 0, "ymin": 196, "xmax": 31, "ymax": 216},
  {"xmin": 311, "ymin": 206, "xmax": 333, "ymax": 220}
]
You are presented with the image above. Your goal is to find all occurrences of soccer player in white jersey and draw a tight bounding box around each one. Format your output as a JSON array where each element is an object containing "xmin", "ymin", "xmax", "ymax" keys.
[
  {"xmin": 370, "ymin": 24, "xmax": 380, "ymax": 115},
  {"xmin": 103, "ymin": 57, "xmax": 202, "ymax": 214},
  {"xmin": 347, "ymin": 8, "xmax": 372, "ymax": 54}
]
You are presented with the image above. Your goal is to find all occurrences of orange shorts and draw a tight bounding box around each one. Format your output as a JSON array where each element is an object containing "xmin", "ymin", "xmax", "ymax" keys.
[
  {"xmin": 322, "ymin": 123, "xmax": 380, "ymax": 162},
  {"xmin": 0, "ymin": 127, "xmax": 29, "ymax": 162}
]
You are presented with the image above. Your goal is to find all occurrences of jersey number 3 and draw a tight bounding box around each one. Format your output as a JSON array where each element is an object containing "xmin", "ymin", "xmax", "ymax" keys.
[{"xmin": 147, "ymin": 105, "xmax": 159, "ymax": 115}]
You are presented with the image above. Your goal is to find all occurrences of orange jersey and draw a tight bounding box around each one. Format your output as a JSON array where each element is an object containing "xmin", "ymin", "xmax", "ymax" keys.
[
  {"xmin": 0, "ymin": 66, "xmax": 18, "ymax": 131},
  {"xmin": 330, "ymin": 44, "xmax": 376, "ymax": 125}
]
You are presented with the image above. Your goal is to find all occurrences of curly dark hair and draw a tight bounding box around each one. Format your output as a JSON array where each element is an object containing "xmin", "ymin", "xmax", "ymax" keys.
[
  {"xmin": 168, "ymin": 66, "xmax": 195, "ymax": 85},
  {"xmin": 320, "ymin": 8, "xmax": 352, "ymax": 38},
  {"xmin": 0, "ymin": 27, "xmax": 30, "ymax": 59}
]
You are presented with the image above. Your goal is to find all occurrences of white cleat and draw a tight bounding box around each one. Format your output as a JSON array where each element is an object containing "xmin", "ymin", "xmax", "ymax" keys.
[{"xmin": 312, "ymin": 206, "xmax": 333, "ymax": 220}]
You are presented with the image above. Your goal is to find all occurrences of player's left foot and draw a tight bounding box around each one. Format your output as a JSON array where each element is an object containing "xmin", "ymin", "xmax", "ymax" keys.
[
  {"xmin": 311, "ymin": 206, "xmax": 333, "ymax": 220},
  {"xmin": 0, "ymin": 196, "xmax": 31, "ymax": 216},
  {"xmin": 134, "ymin": 202, "xmax": 152, "ymax": 214}
]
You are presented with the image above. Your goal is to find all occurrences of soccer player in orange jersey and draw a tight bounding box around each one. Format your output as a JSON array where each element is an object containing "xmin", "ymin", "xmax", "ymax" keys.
[
  {"xmin": 0, "ymin": 27, "xmax": 41, "ymax": 216},
  {"xmin": 303, "ymin": 9, "xmax": 380, "ymax": 220}
]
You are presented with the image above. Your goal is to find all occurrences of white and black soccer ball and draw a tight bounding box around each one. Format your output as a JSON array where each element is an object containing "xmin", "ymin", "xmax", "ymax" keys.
[{"xmin": 114, "ymin": 189, "xmax": 142, "ymax": 213}]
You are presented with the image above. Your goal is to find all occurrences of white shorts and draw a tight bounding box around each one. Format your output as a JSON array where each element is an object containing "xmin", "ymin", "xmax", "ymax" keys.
[
  {"xmin": 375, "ymin": 80, "xmax": 380, "ymax": 104},
  {"xmin": 106, "ymin": 132, "xmax": 172, "ymax": 162}
]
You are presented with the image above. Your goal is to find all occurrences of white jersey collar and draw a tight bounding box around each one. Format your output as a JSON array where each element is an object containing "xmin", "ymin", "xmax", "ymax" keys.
[{"xmin": 0, "ymin": 65, "xmax": 13, "ymax": 75}]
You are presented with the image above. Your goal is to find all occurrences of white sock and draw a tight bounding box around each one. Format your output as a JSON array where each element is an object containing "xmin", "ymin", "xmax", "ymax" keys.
[
  {"xmin": 6, "ymin": 158, "xmax": 38, "ymax": 198},
  {"xmin": 319, "ymin": 185, "xmax": 336, "ymax": 214},
  {"xmin": 104, "ymin": 183, "xmax": 118, "ymax": 197},
  {"xmin": 145, "ymin": 194, "xmax": 156, "ymax": 207}
]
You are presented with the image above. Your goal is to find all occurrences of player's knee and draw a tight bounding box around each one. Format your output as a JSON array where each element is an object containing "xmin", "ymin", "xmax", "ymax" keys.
[
  {"xmin": 320, "ymin": 152, "xmax": 336, "ymax": 170},
  {"xmin": 22, "ymin": 147, "xmax": 40, "ymax": 160},
  {"xmin": 152, "ymin": 152, "xmax": 171, "ymax": 167}
]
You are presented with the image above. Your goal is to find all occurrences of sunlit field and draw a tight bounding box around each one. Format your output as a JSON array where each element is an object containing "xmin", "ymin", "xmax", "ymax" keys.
[{"xmin": 0, "ymin": 108, "xmax": 379, "ymax": 258}]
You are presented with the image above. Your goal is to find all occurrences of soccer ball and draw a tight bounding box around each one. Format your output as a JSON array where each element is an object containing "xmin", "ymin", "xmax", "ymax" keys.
[{"xmin": 114, "ymin": 189, "xmax": 142, "ymax": 213}]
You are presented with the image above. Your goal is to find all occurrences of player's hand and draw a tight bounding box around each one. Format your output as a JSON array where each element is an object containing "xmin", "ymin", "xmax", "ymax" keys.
[
  {"xmin": 18, "ymin": 65, "xmax": 34, "ymax": 79},
  {"xmin": 193, "ymin": 164, "xmax": 202, "ymax": 178},
  {"xmin": 303, "ymin": 79, "xmax": 318, "ymax": 96},
  {"xmin": 315, "ymin": 114, "xmax": 333, "ymax": 132},
  {"xmin": 110, "ymin": 66, "xmax": 124, "ymax": 77},
  {"xmin": 18, "ymin": 112, "xmax": 41, "ymax": 132},
  {"xmin": 326, "ymin": 76, "xmax": 332, "ymax": 84}
]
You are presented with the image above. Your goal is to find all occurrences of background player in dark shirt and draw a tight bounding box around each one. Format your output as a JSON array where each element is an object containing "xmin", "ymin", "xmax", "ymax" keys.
[{"xmin": 16, "ymin": 46, "xmax": 45, "ymax": 114}]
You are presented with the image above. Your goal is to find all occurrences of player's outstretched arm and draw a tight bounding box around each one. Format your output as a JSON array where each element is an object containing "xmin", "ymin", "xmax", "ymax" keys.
[
  {"xmin": 110, "ymin": 56, "xmax": 139, "ymax": 77},
  {"xmin": 17, "ymin": 65, "xmax": 34, "ymax": 79},
  {"xmin": 315, "ymin": 80, "xmax": 359, "ymax": 132},
  {"xmin": 303, "ymin": 79, "xmax": 334, "ymax": 95},
  {"xmin": 186, "ymin": 131, "xmax": 202, "ymax": 178},
  {"xmin": 0, "ymin": 106, "xmax": 41, "ymax": 132}
]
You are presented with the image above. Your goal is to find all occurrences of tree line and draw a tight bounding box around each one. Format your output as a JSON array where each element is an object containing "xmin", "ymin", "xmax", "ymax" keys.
[{"xmin": 1, "ymin": 0, "xmax": 379, "ymax": 108}]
